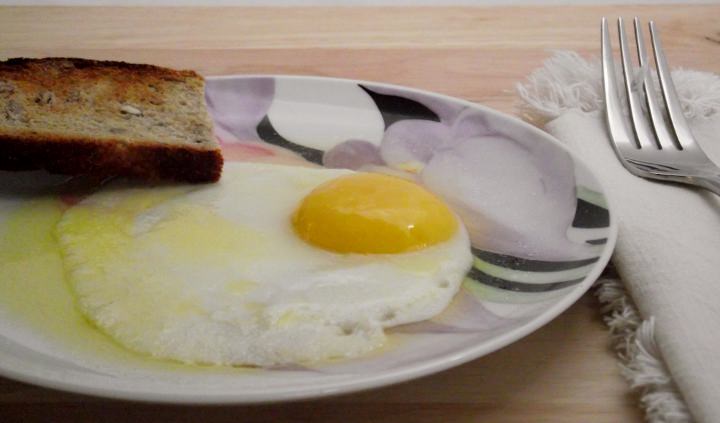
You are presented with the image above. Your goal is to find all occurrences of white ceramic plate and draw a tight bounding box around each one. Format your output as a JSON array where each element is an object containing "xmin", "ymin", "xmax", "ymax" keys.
[{"xmin": 0, "ymin": 76, "xmax": 616, "ymax": 403}]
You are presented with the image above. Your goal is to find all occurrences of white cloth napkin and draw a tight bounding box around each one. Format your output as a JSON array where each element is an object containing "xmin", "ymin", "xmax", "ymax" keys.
[{"xmin": 518, "ymin": 52, "xmax": 720, "ymax": 423}]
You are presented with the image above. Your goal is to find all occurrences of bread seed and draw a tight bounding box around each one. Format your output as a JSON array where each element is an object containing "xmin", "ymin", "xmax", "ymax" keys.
[
  {"xmin": 0, "ymin": 80, "xmax": 14, "ymax": 96},
  {"xmin": 66, "ymin": 91, "xmax": 81, "ymax": 103},
  {"xmin": 191, "ymin": 123, "xmax": 208, "ymax": 135},
  {"xmin": 35, "ymin": 91, "xmax": 55, "ymax": 105},
  {"xmin": 120, "ymin": 104, "xmax": 143, "ymax": 116},
  {"xmin": 5, "ymin": 100, "xmax": 24, "ymax": 121}
]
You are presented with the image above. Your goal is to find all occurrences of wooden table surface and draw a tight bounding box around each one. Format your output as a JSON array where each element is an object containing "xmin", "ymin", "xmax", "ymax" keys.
[{"xmin": 1, "ymin": 4, "xmax": 718, "ymax": 422}]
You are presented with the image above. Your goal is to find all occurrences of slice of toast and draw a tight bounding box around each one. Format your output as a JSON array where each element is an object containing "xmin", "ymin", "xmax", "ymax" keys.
[{"xmin": 0, "ymin": 58, "xmax": 223, "ymax": 183}]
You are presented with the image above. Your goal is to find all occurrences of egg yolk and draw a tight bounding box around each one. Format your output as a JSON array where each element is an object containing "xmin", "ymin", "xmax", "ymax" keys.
[{"xmin": 292, "ymin": 173, "xmax": 457, "ymax": 254}]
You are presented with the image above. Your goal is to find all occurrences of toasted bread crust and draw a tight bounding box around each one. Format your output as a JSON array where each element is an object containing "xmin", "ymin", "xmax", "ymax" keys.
[
  {"xmin": 0, "ymin": 57, "xmax": 222, "ymax": 183},
  {"xmin": 0, "ymin": 133, "xmax": 223, "ymax": 183},
  {"xmin": 0, "ymin": 57, "xmax": 200, "ymax": 83}
]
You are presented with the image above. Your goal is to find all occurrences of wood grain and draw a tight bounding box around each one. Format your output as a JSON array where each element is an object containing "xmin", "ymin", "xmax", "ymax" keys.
[
  {"xmin": 2, "ymin": 4, "xmax": 718, "ymax": 422},
  {"xmin": 2, "ymin": 6, "xmax": 718, "ymax": 115},
  {"xmin": 2, "ymin": 6, "xmax": 719, "ymax": 50}
]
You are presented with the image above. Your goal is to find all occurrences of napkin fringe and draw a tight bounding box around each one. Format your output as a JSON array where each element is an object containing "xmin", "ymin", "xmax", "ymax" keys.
[
  {"xmin": 516, "ymin": 50, "xmax": 605, "ymax": 125},
  {"xmin": 516, "ymin": 50, "xmax": 720, "ymax": 125},
  {"xmin": 595, "ymin": 279, "xmax": 692, "ymax": 423},
  {"xmin": 514, "ymin": 50, "xmax": 714, "ymax": 423}
]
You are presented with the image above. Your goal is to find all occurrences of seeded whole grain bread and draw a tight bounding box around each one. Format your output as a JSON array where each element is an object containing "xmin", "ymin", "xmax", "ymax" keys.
[{"xmin": 0, "ymin": 57, "xmax": 222, "ymax": 183}]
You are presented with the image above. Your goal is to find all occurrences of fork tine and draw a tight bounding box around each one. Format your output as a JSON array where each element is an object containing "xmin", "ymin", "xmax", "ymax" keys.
[
  {"xmin": 634, "ymin": 17, "xmax": 680, "ymax": 150},
  {"xmin": 649, "ymin": 21, "xmax": 696, "ymax": 150},
  {"xmin": 602, "ymin": 18, "xmax": 720, "ymax": 195},
  {"xmin": 601, "ymin": 17, "xmax": 637, "ymax": 150},
  {"xmin": 618, "ymin": 17, "xmax": 658, "ymax": 149}
]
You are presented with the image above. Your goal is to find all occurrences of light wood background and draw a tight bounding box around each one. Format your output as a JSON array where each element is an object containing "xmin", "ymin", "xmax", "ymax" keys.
[{"xmin": 1, "ymin": 4, "xmax": 718, "ymax": 422}]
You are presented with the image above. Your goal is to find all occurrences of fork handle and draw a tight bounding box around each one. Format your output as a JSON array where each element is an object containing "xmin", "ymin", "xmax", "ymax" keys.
[{"xmin": 690, "ymin": 174, "xmax": 720, "ymax": 196}]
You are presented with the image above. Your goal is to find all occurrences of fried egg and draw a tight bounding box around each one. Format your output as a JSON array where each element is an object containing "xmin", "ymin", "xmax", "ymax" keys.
[{"xmin": 57, "ymin": 163, "xmax": 472, "ymax": 366}]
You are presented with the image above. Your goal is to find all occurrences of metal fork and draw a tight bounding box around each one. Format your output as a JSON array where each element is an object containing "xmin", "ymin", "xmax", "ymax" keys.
[{"xmin": 601, "ymin": 17, "xmax": 720, "ymax": 195}]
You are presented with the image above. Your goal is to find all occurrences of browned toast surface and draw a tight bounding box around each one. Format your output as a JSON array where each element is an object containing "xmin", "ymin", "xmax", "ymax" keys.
[{"xmin": 0, "ymin": 58, "xmax": 222, "ymax": 182}]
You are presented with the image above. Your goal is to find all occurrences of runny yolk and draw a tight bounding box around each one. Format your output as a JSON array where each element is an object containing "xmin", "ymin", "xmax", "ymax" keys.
[{"xmin": 292, "ymin": 172, "xmax": 457, "ymax": 254}]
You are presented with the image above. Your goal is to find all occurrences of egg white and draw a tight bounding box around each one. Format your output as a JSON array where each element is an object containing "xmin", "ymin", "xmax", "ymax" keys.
[{"xmin": 57, "ymin": 162, "xmax": 472, "ymax": 366}]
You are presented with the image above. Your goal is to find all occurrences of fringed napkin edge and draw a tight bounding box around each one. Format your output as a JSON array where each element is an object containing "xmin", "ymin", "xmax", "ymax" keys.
[{"xmin": 515, "ymin": 50, "xmax": 720, "ymax": 423}]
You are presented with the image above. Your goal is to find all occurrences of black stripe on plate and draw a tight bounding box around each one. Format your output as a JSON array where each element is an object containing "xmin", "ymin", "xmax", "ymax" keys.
[
  {"xmin": 359, "ymin": 85, "xmax": 440, "ymax": 129},
  {"xmin": 466, "ymin": 267, "xmax": 584, "ymax": 293},
  {"xmin": 586, "ymin": 238, "xmax": 608, "ymax": 245},
  {"xmin": 256, "ymin": 115, "xmax": 325, "ymax": 165},
  {"xmin": 572, "ymin": 198, "xmax": 610, "ymax": 228},
  {"xmin": 471, "ymin": 248, "xmax": 599, "ymax": 272}
]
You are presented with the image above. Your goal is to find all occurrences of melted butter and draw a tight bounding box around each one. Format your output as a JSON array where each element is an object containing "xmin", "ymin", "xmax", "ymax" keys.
[
  {"xmin": 57, "ymin": 187, "xmax": 186, "ymax": 266},
  {"xmin": 56, "ymin": 192, "xmax": 267, "ymax": 346},
  {"xmin": 226, "ymin": 280, "xmax": 258, "ymax": 295},
  {"xmin": 275, "ymin": 310, "xmax": 305, "ymax": 328},
  {"xmin": 0, "ymin": 197, "xmax": 253, "ymax": 374},
  {"xmin": 61, "ymin": 189, "xmax": 265, "ymax": 268},
  {"xmin": 142, "ymin": 204, "xmax": 265, "ymax": 263},
  {"xmin": 0, "ymin": 181, "xmax": 405, "ymax": 372},
  {"xmin": 0, "ymin": 199, "xmax": 78, "ymax": 338}
]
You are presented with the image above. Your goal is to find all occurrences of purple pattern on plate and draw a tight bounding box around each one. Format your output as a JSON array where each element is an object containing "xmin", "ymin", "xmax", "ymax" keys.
[
  {"xmin": 419, "ymin": 109, "xmax": 590, "ymax": 261},
  {"xmin": 379, "ymin": 119, "xmax": 452, "ymax": 169},
  {"xmin": 205, "ymin": 76, "xmax": 602, "ymax": 264},
  {"xmin": 204, "ymin": 76, "xmax": 609, "ymax": 293},
  {"xmin": 323, "ymin": 139, "xmax": 385, "ymax": 170},
  {"xmin": 205, "ymin": 77, "xmax": 275, "ymax": 142}
]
